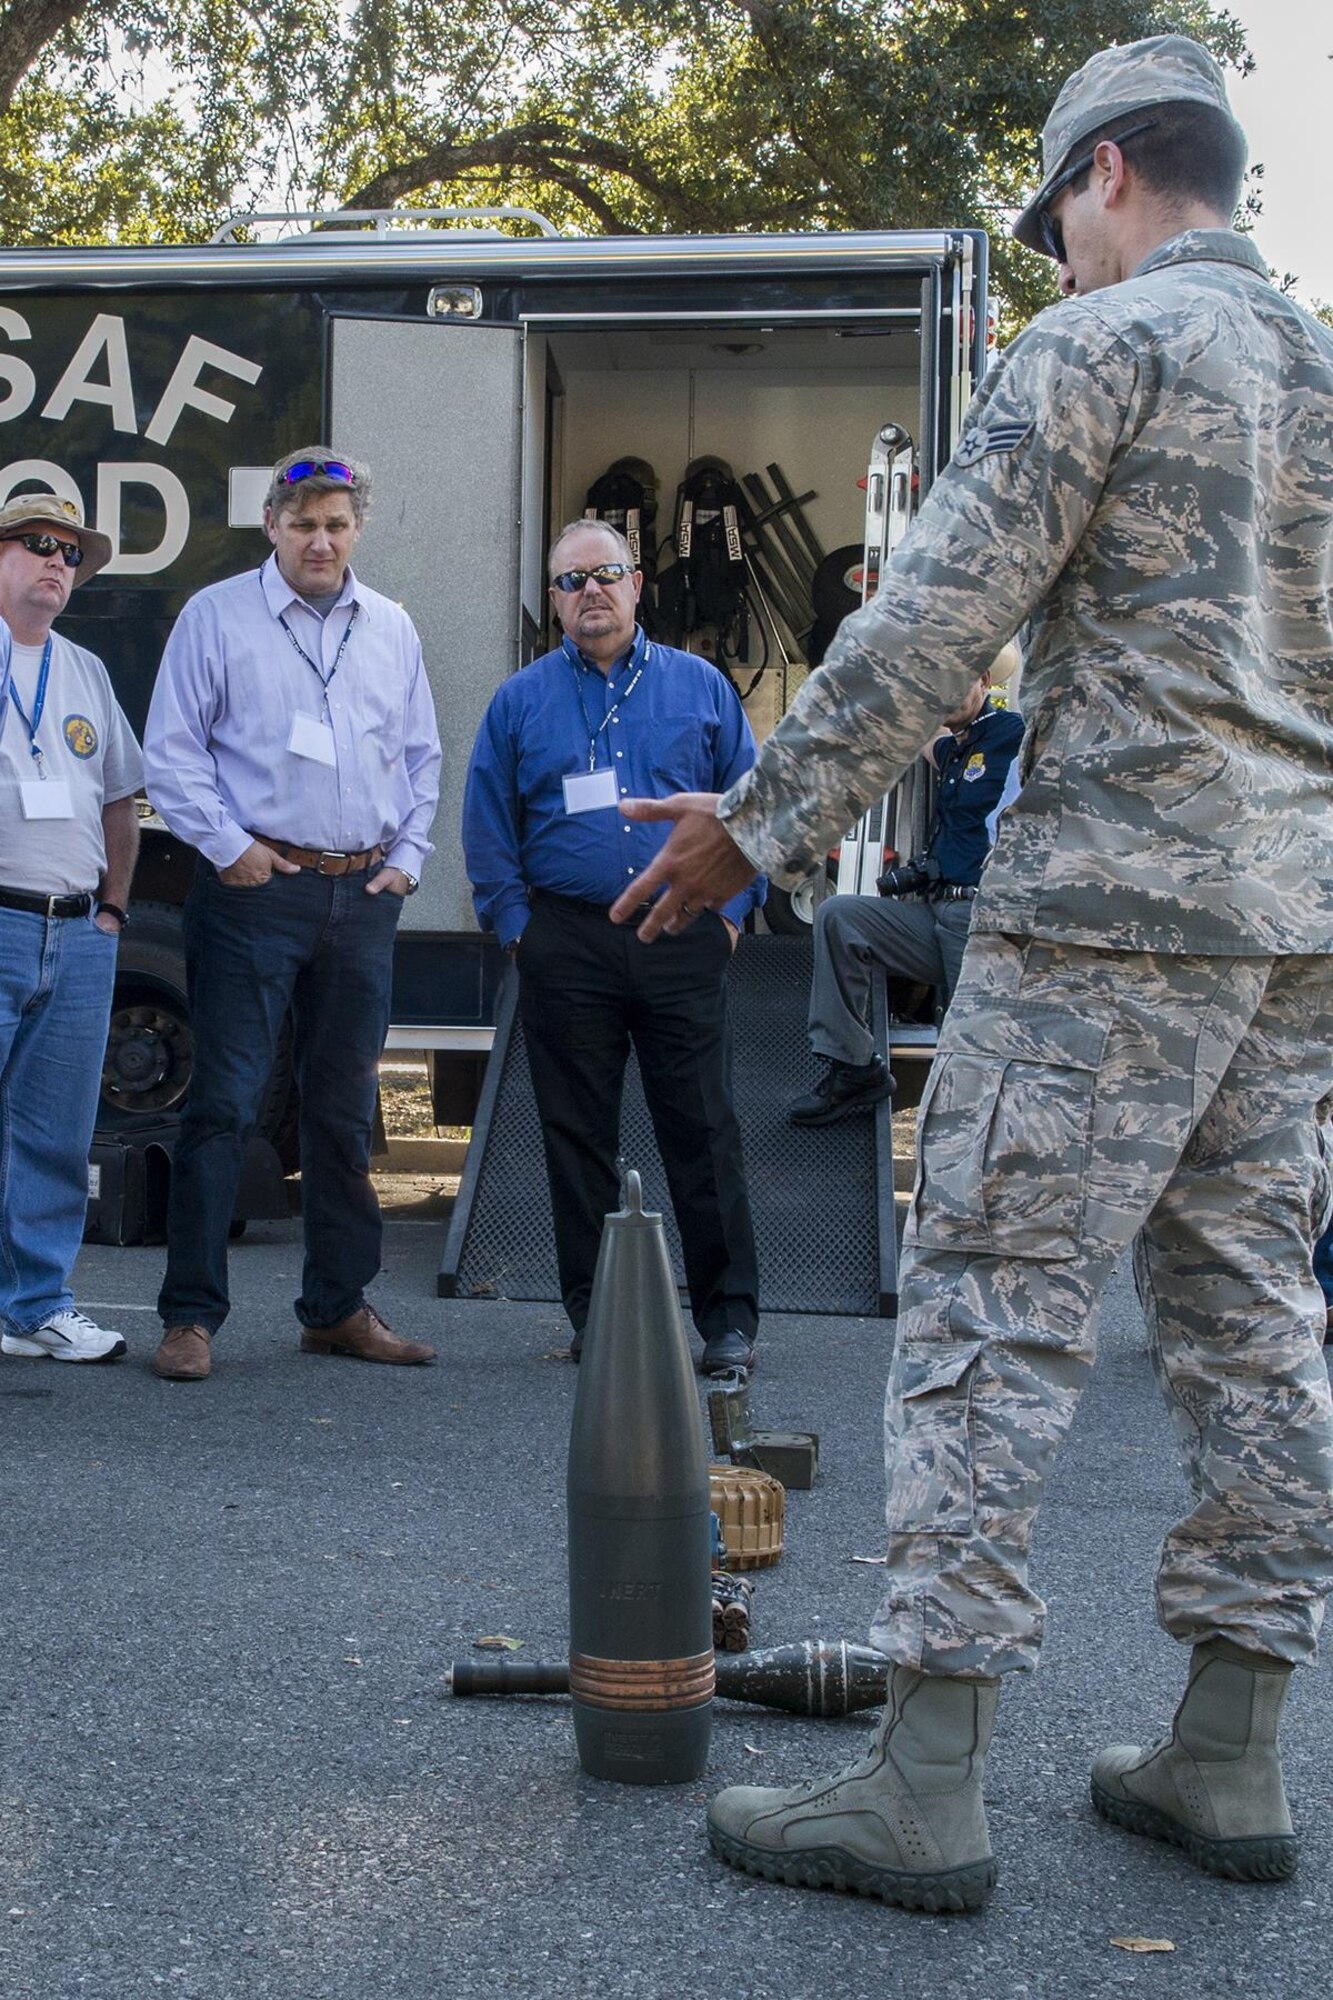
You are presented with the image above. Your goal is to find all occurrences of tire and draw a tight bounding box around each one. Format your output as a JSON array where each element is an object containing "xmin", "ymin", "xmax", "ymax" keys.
[
  {"xmin": 764, "ymin": 879, "xmax": 819, "ymax": 935},
  {"xmin": 809, "ymin": 543, "xmax": 866, "ymax": 666},
  {"xmin": 98, "ymin": 901, "xmax": 195, "ymax": 1135},
  {"xmin": 97, "ymin": 898, "xmax": 299, "ymax": 1165}
]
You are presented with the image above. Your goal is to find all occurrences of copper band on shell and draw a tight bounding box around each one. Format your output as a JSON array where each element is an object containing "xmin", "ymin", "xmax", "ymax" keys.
[{"xmin": 568, "ymin": 1650, "xmax": 716, "ymax": 1711}]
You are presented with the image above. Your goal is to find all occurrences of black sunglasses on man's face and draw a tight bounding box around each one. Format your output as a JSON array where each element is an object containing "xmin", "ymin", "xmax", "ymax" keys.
[
  {"xmin": 1035, "ymin": 119, "xmax": 1158, "ymax": 264},
  {"xmin": 551, "ymin": 563, "xmax": 634, "ymax": 593},
  {"xmin": 2, "ymin": 531, "xmax": 83, "ymax": 568}
]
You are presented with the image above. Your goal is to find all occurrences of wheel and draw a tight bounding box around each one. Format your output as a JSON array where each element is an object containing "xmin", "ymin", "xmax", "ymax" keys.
[
  {"xmin": 809, "ymin": 543, "xmax": 866, "ymax": 666},
  {"xmin": 98, "ymin": 902, "xmax": 194, "ymax": 1133},
  {"xmin": 764, "ymin": 879, "xmax": 819, "ymax": 935},
  {"xmin": 97, "ymin": 898, "xmax": 299, "ymax": 1166}
]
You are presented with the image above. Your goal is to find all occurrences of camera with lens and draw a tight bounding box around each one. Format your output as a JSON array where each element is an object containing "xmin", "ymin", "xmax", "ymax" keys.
[{"xmin": 876, "ymin": 855, "xmax": 939, "ymax": 898}]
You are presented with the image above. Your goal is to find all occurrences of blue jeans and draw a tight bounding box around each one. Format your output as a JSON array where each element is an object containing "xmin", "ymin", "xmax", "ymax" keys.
[
  {"xmin": 158, "ymin": 863, "xmax": 402, "ymax": 1335},
  {"xmin": 0, "ymin": 905, "xmax": 117, "ymax": 1334}
]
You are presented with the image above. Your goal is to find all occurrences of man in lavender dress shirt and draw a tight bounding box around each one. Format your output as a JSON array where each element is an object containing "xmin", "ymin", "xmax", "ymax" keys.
[{"xmin": 142, "ymin": 448, "xmax": 442, "ymax": 1381}]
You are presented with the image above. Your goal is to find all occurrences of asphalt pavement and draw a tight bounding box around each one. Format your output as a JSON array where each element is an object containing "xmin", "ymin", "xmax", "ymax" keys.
[{"xmin": 1, "ymin": 1210, "xmax": 1330, "ymax": 2000}]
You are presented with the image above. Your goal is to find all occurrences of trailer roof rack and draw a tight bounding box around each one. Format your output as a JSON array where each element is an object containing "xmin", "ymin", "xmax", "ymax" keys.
[{"xmin": 210, "ymin": 205, "xmax": 564, "ymax": 245}]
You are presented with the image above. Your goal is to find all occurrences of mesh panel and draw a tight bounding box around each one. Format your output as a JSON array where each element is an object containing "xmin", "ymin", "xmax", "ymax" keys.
[{"xmin": 443, "ymin": 936, "xmax": 888, "ymax": 1316}]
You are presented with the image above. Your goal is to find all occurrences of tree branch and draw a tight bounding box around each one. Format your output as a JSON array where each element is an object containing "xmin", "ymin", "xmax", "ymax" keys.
[
  {"xmin": 0, "ymin": 0, "xmax": 93, "ymax": 111},
  {"xmin": 342, "ymin": 122, "xmax": 720, "ymax": 229},
  {"xmin": 540, "ymin": 164, "xmax": 639, "ymax": 234}
]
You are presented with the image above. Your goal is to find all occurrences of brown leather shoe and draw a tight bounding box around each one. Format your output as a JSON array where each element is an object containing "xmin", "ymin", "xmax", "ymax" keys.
[
  {"xmin": 299, "ymin": 1303, "xmax": 435, "ymax": 1366},
  {"xmin": 154, "ymin": 1324, "xmax": 212, "ymax": 1380}
]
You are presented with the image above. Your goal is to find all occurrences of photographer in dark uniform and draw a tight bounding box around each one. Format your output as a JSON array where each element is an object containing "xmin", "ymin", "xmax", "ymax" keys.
[{"xmin": 789, "ymin": 650, "xmax": 1023, "ymax": 1125}]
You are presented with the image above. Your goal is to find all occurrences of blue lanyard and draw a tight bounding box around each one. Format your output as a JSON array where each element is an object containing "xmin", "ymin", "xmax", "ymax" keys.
[
  {"xmin": 278, "ymin": 605, "xmax": 359, "ymax": 704},
  {"xmin": 268, "ymin": 571, "xmax": 360, "ymax": 708},
  {"xmin": 565, "ymin": 633, "xmax": 648, "ymax": 771},
  {"xmin": 7, "ymin": 637, "xmax": 53, "ymax": 770}
]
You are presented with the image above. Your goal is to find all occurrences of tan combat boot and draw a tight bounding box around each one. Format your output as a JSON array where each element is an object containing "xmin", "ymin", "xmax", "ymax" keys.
[
  {"xmin": 1091, "ymin": 1638, "xmax": 1297, "ymax": 1880},
  {"xmin": 707, "ymin": 1665, "xmax": 999, "ymax": 1913}
]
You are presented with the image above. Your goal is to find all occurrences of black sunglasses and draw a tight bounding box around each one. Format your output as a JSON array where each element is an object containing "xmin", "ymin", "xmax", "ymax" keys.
[
  {"xmin": 3, "ymin": 531, "xmax": 83, "ymax": 568},
  {"xmin": 277, "ymin": 458, "xmax": 357, "ymax": 487},
  {"xmin": 551, "ymin": 563, "xmax": 634, "ymax": 593},
  {"xmin": 1036, "ymin": 119, "xmax": 1158, "ymax": 263}
]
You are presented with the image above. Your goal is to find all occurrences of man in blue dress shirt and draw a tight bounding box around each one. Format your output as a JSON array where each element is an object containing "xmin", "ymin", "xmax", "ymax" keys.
[
  {"xmin": 142, "ymin": 448, "xmax": 442, "ymax": 1381},
  {"xmin": 463, "ymin": 518, "xmax": 763, "ymax": 1376}
]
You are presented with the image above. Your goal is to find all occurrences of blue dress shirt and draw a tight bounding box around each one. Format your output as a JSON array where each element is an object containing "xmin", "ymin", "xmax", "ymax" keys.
[
  {"xmin": 463, "ymin": 628, "xmax": 766, "ymax": 946},
  {"xmin": 143, "ymin": 555, "xmax": 441, "ymax": 874}
]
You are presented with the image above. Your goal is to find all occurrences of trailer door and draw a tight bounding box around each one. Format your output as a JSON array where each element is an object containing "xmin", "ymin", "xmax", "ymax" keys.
[{"xmin": 329, "ymin": 318, "xmax": 523, "ymax": 939}]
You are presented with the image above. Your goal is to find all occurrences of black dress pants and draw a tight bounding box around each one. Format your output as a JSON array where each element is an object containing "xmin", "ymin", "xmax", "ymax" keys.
[{"xmin": 516, "ymin": 891, "xmax": 759, "ymax": 1342}]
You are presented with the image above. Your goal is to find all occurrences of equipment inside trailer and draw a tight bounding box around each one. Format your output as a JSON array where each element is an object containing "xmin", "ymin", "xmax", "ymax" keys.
[{"xmin": 523, "ymin": 315, "xmax": 924, "ymax": 746}]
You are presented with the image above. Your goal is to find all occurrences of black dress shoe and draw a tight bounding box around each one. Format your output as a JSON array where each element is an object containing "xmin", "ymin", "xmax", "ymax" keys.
[
  {"xmin": 701, "ymin": 1329, "xmax": 756, "ymax": 1377},
  {"xmin": 569, "ymin": 1329, "xmax": 583, "ymax": 1363},
  {"xmin": 789, "ymin": 1055, "xmax": 894, "ymax": 1126}
]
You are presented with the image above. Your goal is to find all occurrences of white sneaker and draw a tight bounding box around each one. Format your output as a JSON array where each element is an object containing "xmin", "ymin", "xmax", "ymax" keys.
[{"xmin": 2, "ymin": 1308, "xmax": 128, "ymax": 1363}]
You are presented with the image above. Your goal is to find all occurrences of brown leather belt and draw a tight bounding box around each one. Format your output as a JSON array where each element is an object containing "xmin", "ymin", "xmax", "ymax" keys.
[{"xmin": 251, "ymin": 834, "xmax": 385, "ymax": 877}]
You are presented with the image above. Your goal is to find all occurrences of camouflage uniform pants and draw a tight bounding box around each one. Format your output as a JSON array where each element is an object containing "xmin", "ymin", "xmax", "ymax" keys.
[{"xmin": 871, "ymin": 933, "xmax": 1333, "ymax": 1678}]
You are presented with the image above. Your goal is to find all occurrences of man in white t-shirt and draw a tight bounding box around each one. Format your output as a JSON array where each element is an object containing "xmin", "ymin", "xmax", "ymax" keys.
[{"xmin": 0, "ymin": 492, "xmax": 142, "ymax": 1362}]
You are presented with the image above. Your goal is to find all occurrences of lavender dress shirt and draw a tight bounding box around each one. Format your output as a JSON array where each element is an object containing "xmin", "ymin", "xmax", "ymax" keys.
[{"xmin": 143, "ymin": 555, "xmax": 441, "ymax": 875}]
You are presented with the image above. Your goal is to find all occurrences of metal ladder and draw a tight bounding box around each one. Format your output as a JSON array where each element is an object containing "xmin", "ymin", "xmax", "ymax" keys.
[{"xmin": 834, "ymin": 423, "xmax": 932, "ymax": 898}]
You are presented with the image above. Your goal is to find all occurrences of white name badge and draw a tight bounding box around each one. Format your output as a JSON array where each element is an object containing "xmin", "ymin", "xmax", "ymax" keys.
[
  {"xmin": 20, "ymin": 779, "xmax": 75, "ymax": 820},
  {"xmin": 288, "ymin": 713, "xmax": 337, "ymax": 767},
  {"xmin": 562, "ymin": 767, "xmax": 620, "ymax": 814}
]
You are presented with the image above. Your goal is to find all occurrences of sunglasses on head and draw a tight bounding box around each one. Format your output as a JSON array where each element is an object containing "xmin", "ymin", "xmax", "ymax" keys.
[
  {"xmin": 1035, "ymin": 118, "xmax": 1158, "ymax": 263},
  {"xmin": 3, "ymin": 531, "xmax": 83, "ymax": 568},
  {"xmin": 277, "ymin": 458, "xmax": 357, "ymax": 487},
  {"xmin": 551, "ymin": 563, "xmax": 634, "ymax": 593}
]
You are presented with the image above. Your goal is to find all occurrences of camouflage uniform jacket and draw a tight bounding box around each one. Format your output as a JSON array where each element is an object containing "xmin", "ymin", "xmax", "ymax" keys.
[{"xmin": 720, "ymin": 231, "xmax": 1333, "ymax": 955}]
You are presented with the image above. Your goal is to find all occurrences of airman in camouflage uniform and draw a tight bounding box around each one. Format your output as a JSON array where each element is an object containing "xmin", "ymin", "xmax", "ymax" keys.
[{"xmin": 615, "ymin": 34, "xmax": 1333, "ymax": 1909}]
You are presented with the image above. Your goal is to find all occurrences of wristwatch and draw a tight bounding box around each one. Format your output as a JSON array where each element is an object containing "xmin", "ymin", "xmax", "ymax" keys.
[
  {"xmin": 97, "ymin": 901, "xmax": 129, "ymax": 929},
  {"xmin": 402, "ymin": 872, "xmax": 420, "ymax": 895}
]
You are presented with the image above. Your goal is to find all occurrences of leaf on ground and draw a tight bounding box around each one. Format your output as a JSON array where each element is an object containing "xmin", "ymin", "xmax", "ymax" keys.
[
  {"xmin": 474, "ymin": 1634, "xmax": 523, "ymax": 1651},
  {"xmin": 1111, "ymin": 1938, "xmax": 1175, "ymax": 1954}
]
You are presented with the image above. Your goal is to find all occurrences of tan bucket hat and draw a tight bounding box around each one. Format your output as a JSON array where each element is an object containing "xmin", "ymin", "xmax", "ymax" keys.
[
  {"xmin": 0, "ymin": 490, "xmax": 114, "ymax": 584},
  {"xmin": 1014, "ymin": 34, "xmax": 1243, "ymax": 257}
]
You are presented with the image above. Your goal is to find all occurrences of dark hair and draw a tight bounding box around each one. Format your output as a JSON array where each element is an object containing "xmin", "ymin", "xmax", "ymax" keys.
[
  {"xmin": 1065, "ymin": 100, "xmax": 1246, "ymax": 220},
  {"xmin": 265, "ymin": 445, "xmax": 371, "ymax": 525}
]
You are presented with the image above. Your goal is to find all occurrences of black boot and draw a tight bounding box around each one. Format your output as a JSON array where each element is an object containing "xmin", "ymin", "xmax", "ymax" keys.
[{"xmin": 789, "ymin": 1056, "xmax": 894, "ymax": 1127}]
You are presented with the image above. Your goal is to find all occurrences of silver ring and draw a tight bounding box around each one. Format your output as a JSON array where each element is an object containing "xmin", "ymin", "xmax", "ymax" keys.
[{"xmin": 680, "ymin": 901, "xmax": 695, "ymax": 916}]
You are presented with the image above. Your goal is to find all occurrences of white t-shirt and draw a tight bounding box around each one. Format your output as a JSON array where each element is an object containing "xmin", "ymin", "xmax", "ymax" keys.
[{"xmin": 0, "ymin": 629, "xmax": 144, "ymax": 896}]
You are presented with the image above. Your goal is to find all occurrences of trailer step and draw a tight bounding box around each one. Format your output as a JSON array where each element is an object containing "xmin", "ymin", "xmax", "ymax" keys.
[{"xmin": 438, "ymin": 937, "xmax": 898, "ymax": 1316}]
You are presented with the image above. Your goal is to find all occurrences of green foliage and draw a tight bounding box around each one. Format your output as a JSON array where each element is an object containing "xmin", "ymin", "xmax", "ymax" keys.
[{"xmin": 0, "ymin": 0, "xmax": 1254, "ymax": 322}]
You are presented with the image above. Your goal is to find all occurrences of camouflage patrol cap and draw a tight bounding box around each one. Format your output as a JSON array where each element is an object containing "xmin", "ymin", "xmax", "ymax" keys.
[{"xmin": 1014, "ymin": 34, "xmax": 1242, "ymax": 256}]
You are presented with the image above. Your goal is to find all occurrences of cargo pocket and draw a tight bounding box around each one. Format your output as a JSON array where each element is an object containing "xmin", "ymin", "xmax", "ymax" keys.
[
  {"xmin": 887, "ymin": 1338, "xmax": 985, "ymax": 1534},
  {"xmin": 909, "ymin": 1000, "xmax": 1108, "ymax": 1261}
]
